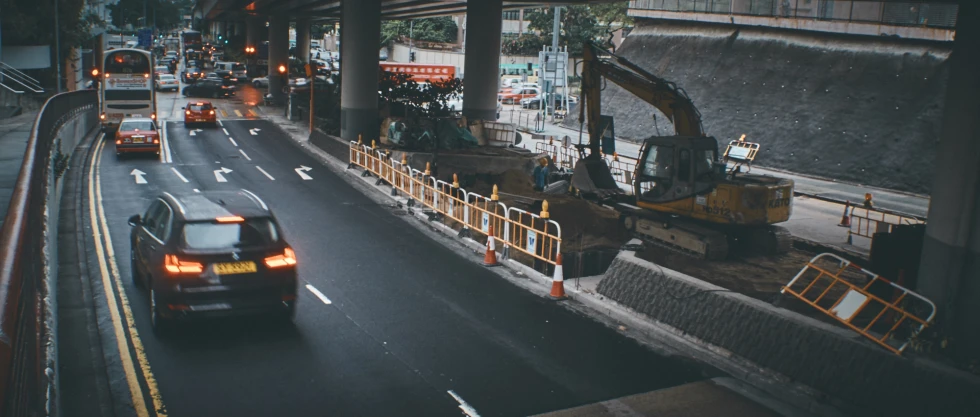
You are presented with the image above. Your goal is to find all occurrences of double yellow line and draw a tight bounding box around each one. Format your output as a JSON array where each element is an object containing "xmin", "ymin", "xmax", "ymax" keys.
[{"xmin": 87, "ymin": 136, "xmax": 167, "ymax": 417}]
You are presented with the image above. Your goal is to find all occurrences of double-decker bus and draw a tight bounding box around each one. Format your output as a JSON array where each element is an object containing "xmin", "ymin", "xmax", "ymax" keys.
[
  {"xmin": 98, "ymin": 48, "xmax": 158, "ymax": 133},
  {"xmin": 181, "ymin": 30, "xmax": 203, "ymax": 54}
]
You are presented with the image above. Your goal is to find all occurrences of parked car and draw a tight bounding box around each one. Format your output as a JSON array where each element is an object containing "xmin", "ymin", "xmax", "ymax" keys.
[
  {"xmin": 182, "ymin": 79, "xmax": 235, "ymax": 98},
  {"xmin": 252, "ymin": 76, "xmax": 269, "ymax": 88},
  {"xmin": 214, "ymin": 61, "xmax": 247, "ymax": 82},
  {"xmin": 288, "ymin": 76, "xmax": 334, "ymax": 94},
  {"xmin": 154, "ymin": 74, "xmax": 179, "ymax": 92},
  {"xmin": 113, "ymin": 117, "xmax": 159, "ymax": 159},
  {"xmin": 128, "ymin": 189, "xmax": 298, "ymax": 334},
  {"xmin": 520, "ymin": 94, "xmax": 577, "ymax": 110},
  {"xmin": 499, "ymin": 87, "xmax": 540, "ymax": 104}
]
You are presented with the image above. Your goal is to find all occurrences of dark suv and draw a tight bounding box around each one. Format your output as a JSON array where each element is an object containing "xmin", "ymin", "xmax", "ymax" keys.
[{"xmin": 128, "ymin": 190, "xmax": 298, "ymax": 334}]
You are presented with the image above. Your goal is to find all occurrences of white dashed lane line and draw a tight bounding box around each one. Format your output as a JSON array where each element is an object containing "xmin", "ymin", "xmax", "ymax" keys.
[{"xmin": 305, "ymin": 284, "xmax": 332, "ymax": 305}]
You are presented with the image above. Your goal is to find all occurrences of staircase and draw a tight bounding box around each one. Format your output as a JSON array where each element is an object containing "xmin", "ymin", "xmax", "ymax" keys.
[{"xmin": 0, "ymin": 61, "xmax": 45, "ymax": 118}]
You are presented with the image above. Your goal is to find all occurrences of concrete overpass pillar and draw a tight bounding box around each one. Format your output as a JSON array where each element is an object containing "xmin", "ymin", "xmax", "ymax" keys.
[
  {"xmin": 295, "ymin": 18, "xmax": 311, "ymax": 63},
  {"xmin": 462, "ymin": 0, "xmax": 503, "ymax": 121},
  {"xmin": 246, "ymin": 17, "xmax": 262, "ymax": 77},
  {"xmin": 267, "ymin": 15, "xmax": 290, "ymax": 103},
  {"xmin": 917, "ymin": 2, "xmax": 980, "ymax": 360},
  {"xmin": 340, "ymin": 0, "xmax": 381, "ymax": 141},
  {"xmin": 234, "ymin": 21, "xmax": 243, "ymax": 37}
]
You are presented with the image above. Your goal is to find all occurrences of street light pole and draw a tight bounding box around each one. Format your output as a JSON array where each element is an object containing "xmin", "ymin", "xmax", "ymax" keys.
[{"xmin": 55, "ymin": 0, "xmax": 62, "ymax": 93}]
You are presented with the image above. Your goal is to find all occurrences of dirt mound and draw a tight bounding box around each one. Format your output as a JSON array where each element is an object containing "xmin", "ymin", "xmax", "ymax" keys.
[{"xmin": 564, "ymin": 20, "xmax": 950, "ymax": 195}]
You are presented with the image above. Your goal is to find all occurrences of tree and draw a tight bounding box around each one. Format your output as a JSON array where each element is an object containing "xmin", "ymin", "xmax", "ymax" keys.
[
  {"xmin": 1, "ymin": 0, "xmax": 100, "ymax": 87},
  {"xmin": 379, "ymin": 17, "xmax": 458, "ymax": 48},
  {"xmin": 523, "ymin": 2, "xmax": 632, "ymax": 56}
]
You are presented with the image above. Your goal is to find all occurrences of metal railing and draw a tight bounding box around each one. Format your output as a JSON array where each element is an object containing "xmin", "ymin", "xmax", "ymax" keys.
[
  {"xmin": 629, "ymin": 0, "xmax": 958, "ymax": 29},
  {"xmin": 0, "ymin": 90, "xmax": 98, "ymax": 415},
  {"xmin": 845, "ymin": 203, "xmax": 926, "ymax": 244},
  {"xmin": 0, "ymin": 62, "xmax": 45, "ymax": 94},
  {"xmin": 349, "ymin": 141, "xmax": 563, "ymax": 268}
]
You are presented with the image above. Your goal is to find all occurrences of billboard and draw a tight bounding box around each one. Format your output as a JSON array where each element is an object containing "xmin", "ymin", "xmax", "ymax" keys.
[{"xmin": 379, "ymin": 63, "xmax": 455, "ymax": 83}]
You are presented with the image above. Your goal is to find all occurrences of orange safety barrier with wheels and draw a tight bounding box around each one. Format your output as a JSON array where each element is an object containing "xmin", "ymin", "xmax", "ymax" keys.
[{"xmin": 781, "ymin": 253, "xmax": 936, "ymax": 355}]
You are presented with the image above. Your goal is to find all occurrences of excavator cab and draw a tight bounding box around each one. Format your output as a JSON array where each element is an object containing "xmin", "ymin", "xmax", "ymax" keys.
[{"xmin": 634, "ymin": 136, "xmax": 720, "ymax": 204}]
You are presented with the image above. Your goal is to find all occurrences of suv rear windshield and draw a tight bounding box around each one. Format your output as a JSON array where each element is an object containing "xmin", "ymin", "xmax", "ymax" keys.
[{"xmin": 180, "ymin": 218, "xmax": 280, "ymax": 250}]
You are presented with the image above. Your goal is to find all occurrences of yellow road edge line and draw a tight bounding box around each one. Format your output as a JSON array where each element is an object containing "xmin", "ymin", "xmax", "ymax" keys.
[
  {"xmin": 90, "ymin": 137, "xmax": 169, "ymax": 416},
  {"xmin": 88, "ymin": 137, "xmax": 151, "ymax": 417},
  {"xmin": 95, "ymin": 142, "xmax": 168, "ymax": 416}
]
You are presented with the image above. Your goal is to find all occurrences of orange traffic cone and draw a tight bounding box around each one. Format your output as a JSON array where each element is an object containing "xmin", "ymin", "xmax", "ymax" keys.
[
  {"xmin": 838, "ymin": 201, "xmax": 851, "ymax": 227},
  {"xmin": 483, "ymin": 225, "xmax": 499, "ymax": 267},
  {"xmin": 549, "ymin": 254, "xmax": 567, "ymax": 300}
]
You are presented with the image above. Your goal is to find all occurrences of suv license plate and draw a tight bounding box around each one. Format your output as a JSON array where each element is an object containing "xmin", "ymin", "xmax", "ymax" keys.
[{"xmin": 214, "ymin": 261, "xmax": 257, "ymax": 275}]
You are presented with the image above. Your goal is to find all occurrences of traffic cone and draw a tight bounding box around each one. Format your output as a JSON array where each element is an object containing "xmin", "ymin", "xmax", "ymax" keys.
[
  {"xmin": 838, "ymin": 201, "xmax": 851, "ymax": 227},
  {"xmin": 549, "ymin": 254, "xmax": 567, "ymax": 300},
  {"xmin": 483, "ymin": 225, "xmax": 499, "ymax": 267}
]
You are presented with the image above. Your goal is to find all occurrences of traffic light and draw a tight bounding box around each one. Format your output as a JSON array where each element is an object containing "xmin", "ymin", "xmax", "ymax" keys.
[
  {"xmin": 410, "ymin": 52, "xmax": 416, "ymax": 62},
  {"xmin": 224, "ymin": 40, "xmax": 228, "ymax": 44},
  {"xmin": 90, "ymin": 68, "xmax": 100, "ymax": 78}
]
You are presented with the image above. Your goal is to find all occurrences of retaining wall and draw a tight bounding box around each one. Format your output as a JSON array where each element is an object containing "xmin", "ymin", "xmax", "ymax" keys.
[
  {"xmin": 565, "ymin": 19, "xmax": 950, "ymax": 194},
  {"xmin": 596, "ymin": 250, "xmax": 980, "ymax": 417}
]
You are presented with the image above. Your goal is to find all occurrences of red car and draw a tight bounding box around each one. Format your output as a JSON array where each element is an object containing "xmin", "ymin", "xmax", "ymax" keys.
[
  {"xmin": 184, "ymin": 101, "xmax": 217, "ymax": 127},
  {"xmin": 114, "ymin": 117, "xmax": 160, "ymax": 158}
]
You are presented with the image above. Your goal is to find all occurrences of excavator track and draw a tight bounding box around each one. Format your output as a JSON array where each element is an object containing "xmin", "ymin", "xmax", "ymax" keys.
[{"xmin": 623, "ymin": 212, "xmax": 730, "ymax": 261}]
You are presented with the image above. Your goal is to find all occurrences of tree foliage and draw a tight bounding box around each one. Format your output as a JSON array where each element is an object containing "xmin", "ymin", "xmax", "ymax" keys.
[
  {"xmin": 518, "ymin": 2, "xmax": 632, "ymax": 56},
  {"xmin": 1, "ymin": 0, "xmax": 102, "ymax": 87},
  {"xmin": 380, "ymin": 17, "xmax": 458, "ymax": 48},
  {"xmin": 106, "ymin": 0, "xmax": 189, "ymax": 30},
  {"xmin": 379, "ymin": 72, "xmax": 464, "ymax": 118}
]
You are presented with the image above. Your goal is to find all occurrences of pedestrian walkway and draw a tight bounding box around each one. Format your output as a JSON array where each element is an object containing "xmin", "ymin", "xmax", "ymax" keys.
[{"xmin": 0, "ymin": 111, "xmax": 38, "ymax": 227}]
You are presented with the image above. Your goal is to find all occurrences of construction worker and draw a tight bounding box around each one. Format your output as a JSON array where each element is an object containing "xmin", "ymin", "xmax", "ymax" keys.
[{"xmin": 863, "ymin": 193, "xmax": 874, "ymax": 209}]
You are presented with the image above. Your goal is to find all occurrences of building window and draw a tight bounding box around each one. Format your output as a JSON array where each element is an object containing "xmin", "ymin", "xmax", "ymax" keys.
[{"xmin": 502, "ymin": 10, "xmax": 521, "ymax": 21}]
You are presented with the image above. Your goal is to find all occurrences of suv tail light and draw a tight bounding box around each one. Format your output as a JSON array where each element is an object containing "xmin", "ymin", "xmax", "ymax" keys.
[
  {"xmin": 165, "ymin": 255, "xmax": 204, "ymax": 274},
  {"xmin": 265, "ymin": 248, "xmax": 297, "ymax": 268}
]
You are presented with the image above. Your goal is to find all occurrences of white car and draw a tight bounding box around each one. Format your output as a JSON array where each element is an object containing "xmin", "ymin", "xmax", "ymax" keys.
[
  {"xmin": 252, "ymin": 76, "xmax": 269, "ymax": 88},
  {"xmin": 445, "ymin": 95, "xmax": 463, "ymax": 112},
  {"xmin": 154, "ymin": 74, "xmax": 179, "ymax": 92}
]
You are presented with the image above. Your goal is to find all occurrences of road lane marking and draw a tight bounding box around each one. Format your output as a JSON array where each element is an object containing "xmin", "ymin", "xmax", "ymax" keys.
[
  {"xmin": 220, "ymin": 109, "xmax": 228, "ymax": 118},
  {"xmin": 239, "ymin": 149, "xmax": 251, "ymax": 161},
  {"xmin": 305, "ymin": 284, "xmax": 332, "ymax": 305},
  {"xmin": 222, "ymin": 128, "xmax": 230, "ymax": 135},
  {"xmin": 170, "ymin": 167, "xmax": 189, "ymax": 183},
  {"xmin": 228, "ymin": 137, "xmax": 238, "ymax": 147},
  {"xmin": 214, "ymin": 167, "xmax": 233, "ymax": 182},
  {"xmin": 193, "ymin": 188, "xmax": 200, "ymax": 192},
  {"xmin": 88, "ymin": 137, "xmax": 166, "ymax": 417},
  {"xmin": 188, "ymin": 129, "xmax": 202, "ymax": 137},
  {"xmin": 160, "ymin": 121, "xmax": 172, "ymax": 163},
  {"xmin": 247, "ymin": 109, "xmax": 258, "ymax": 117},
  {"xmin": 256, "ymin": 166, "xmax": 275, "ymax": 180},
  {"xmin": 130, "ymin": 169, "xmax": 147, "ymax": 184},
  {"xmin": 448, "ymin": 391, "xmax": 480, "ymax": 417},
  {"xmin": 234, "ymin": 109, "xmax": 243, "ymax": 117},
  {"xmin": 217, "ymin": 119, "xmax": 224, "ymax": 127},
  {"xmin": 295, "ymin": 165, "xmax": 313, "ymax": 180},
  {"xmin": 249, "ymin": 128, "xmax": 261, "ymax": 136}
]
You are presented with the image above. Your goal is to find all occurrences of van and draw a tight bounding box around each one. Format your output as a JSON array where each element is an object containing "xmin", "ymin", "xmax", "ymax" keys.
[{"xmin": 214, "ymin": 62, "xmax": 247, "ymax": 82}]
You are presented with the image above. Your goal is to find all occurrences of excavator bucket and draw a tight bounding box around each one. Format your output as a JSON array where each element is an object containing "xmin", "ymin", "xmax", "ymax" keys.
[{"xmin": 571, "ymin": 158, "xmax": 623, "ymax": 199}]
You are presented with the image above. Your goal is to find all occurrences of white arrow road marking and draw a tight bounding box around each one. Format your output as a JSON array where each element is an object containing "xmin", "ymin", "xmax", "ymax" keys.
[
  {"xmin": 170, "ymin": 167, "xmax": 189, "ymax": 183},
  {"xmin": 448, "ymin": 391, "xmax": 480, "ymax": 417},
  {"xmin": 193, "ymin": 188, "xmax": 200, "ymax": 192},
  {"xmin": 239, "ymin": 149, "xmax": 251, "ymax": 161},
  {"xmin": 249, "ymin": 128, "xmax": 261, "ymax": 136},
  {"xmin": 228, "ymin": 137, "xmax": 238, "ymax": 146},
  {"xmin": 294, "ymin": 165, "xmax": 313, "ymax": 180},
  {"xmin": 130, "ymin": 169, "xmax": 147, "ymax": 184},
  {"xmin": 305, "ymin": 284, "xmax": 332, "ymax": 305},
  {"xmin": 214, "ymin": 167, "xmax": 232, "ymax": 182},
  {"xmin": 189, "ymin": 129, "xmax": 203, "ymax": 136},
  {"xmin": 222, "ymin": 128, "xmax": 230, "ymax": 135},
  {"xmin": 256, "ymin": 166, "xmax": 275, "ymax": 180}
]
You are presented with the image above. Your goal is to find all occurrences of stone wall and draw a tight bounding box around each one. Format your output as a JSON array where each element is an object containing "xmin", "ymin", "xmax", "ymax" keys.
[
  {"xmin": 565, "ymin": 19, "xmax": 951, "ymax": 194},
  {"xmin": 597, "ymin": 251, "xmax": 980, "ymax": 417}
]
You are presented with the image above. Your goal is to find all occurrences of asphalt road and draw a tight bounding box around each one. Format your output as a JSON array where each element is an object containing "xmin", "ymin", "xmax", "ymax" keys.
[{"xmin": 81, "ymin": 104, "xmax": 707, "ymax": 416}]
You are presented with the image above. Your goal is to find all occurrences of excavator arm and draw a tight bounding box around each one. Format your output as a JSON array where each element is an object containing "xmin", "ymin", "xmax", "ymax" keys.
[{"xmin": 578, "ymin": 42, "xmax": 705, "ymax": 158}]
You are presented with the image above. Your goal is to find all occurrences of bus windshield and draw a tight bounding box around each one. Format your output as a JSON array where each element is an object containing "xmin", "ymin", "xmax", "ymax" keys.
[{"xmin": 105, "ymin": 51, "xmax": 151, "ymax": 74}]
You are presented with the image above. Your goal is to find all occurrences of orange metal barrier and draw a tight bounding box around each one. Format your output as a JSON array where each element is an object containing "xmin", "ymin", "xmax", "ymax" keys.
[
  {"xmin": 350, "ymin": 142, "xmax": 563, "ymax": 267},
  {"xmin": 781, "ymin": 253, "xmax": 936, "ymax": 355},
  {"xmin": 846, "ymin": 205, "xmax": 926, "ymax": 244}
]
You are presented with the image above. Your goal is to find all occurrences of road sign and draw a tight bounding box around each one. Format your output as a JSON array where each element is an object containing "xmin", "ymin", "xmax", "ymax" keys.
[
  {"xmin": 526, "ymin": 230, "xmax": 537, "ymax": 253},
  {"xmin": 137, "ymin": 29, "xmax": 153, "ymax": 48},
  {"xmin": 481, "ymin": 213, "xmax": 490, "ymax": 233}
]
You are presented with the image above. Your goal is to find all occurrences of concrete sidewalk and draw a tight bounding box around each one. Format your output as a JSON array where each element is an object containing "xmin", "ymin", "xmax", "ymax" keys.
[{"xmin": 0, "ymin": 112, "xmax": 38, "ymax": 227}]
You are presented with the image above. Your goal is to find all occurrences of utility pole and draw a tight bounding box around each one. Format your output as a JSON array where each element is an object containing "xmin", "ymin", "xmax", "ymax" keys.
[
  {"xmin": 409, "ymin": 19, "xmax": 414, "ymax": 62},
  {"xmin": 55, "ymin": 0, "xmax": 62, "ymax": 93},
  {"xmin": 549, "ymin": 6, "xmax": 560, "ymax": 121}
]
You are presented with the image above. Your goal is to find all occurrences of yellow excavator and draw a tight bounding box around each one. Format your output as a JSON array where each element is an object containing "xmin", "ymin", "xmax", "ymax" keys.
[{"xmin": 571, "ymin": 42, "xmax": 794, "ymax": 260}]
